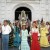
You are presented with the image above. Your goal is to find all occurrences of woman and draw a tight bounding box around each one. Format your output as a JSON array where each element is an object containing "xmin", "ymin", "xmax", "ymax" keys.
[
  {"xmin": 30, "ymin": 21, "xmax": 40, "ymax": 50},
  {"xmin": 40, "ymin": 22, "xmax": 49, "ymax": 47},
  {"xmin": 21, "ymin": 23, "xmax": 30, "ymax": 50},
  {"xmin": 13, "ymin": 21, "xmax": 21, "ymax": 49}
]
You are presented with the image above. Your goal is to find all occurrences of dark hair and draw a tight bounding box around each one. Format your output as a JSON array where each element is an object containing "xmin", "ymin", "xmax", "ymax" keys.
[{"xmin": 4, "ymin": 20, "xmax": 8, "ymax": 23}]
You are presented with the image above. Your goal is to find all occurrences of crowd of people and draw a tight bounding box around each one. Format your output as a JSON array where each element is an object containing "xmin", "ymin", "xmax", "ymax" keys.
[{"xmin": 0, "ymin": 19, "xmax": 50, "ymax": 50}]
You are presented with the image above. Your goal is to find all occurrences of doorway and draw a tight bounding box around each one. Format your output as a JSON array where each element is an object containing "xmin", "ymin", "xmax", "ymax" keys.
[{"xmin": 15, "ymin": 7, "xmax": 32, "ymax": 21}]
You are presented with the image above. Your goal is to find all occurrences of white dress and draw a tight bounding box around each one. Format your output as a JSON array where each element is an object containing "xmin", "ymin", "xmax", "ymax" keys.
[{"xmin": 21, "ymin": 29, "xmax": 30, "ymax": 50}]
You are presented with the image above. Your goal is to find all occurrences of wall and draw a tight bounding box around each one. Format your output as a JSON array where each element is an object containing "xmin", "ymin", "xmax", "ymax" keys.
[{"xmin": 0, "ymin": 0, "xmax": 50, "ymax": 23}]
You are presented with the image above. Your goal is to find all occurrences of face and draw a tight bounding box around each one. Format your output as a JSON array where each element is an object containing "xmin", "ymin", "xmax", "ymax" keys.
[
  {"xmin": 41, "ymin": 22, "xmax": 45, "ymax": 27},
  {"xmin": 10, "ymin": 23, "xmax": 12, "ymax": 27},
  {"xmin": 4, "ymin": 21, "xmax": 7, "ymax": 26},
  {"xmin": 46, "ymin": 22, "xmax": 49, "ymax": 25},
  {"xmin": 13, "ymin": 23, "xmax": 15, "ymax": 25},
  {"xmin": 22, "ymin": 25, "xmax": 26, "ymax": 30},
  {"xmin": 26, "ymin": 22, "xmax": 29, "ymax": 28},
  {"xmin": 17, "ymin": 22, "xmax": 20, "ymax": 27},
  {"xmin": 32, "ymin": 23, "xmax": 37, "ymax": 28},
  {"xmin": 26, "ymin": 22, "xmax": 29, "ymax": 26}
]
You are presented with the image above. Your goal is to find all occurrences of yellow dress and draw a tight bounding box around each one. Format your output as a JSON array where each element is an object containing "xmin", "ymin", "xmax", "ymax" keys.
[{"xmin": 40, "ymin": 26, "xmax": 49, "ymax": 47}]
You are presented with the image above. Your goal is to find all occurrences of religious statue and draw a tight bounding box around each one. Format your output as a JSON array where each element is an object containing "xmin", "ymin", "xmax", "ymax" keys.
[{"xmin": 18, "ymin": 10, "xmax": 28, "ymax": 26}]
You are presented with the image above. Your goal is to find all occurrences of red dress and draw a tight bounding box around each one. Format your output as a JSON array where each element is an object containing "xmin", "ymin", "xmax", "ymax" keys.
[{"xmin": 30, "ymin": 32, "xmax": 40, "ymax": 50}]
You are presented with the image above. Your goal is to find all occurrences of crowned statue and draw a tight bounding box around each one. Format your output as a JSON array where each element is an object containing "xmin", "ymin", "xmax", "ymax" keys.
[{"xmin": 18, "ymin": 10, "xmax": 28, "ymax": 26}]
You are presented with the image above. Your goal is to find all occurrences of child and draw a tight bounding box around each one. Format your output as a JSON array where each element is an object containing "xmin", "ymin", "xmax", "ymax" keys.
[
  {"xmin": 21, "ymin": 23, "xmax": 30, "ymax": 50},
  {"xmin": 29, "ymin": 21, "xmax": 40, "ymax": 50},
  {"xmin": 40, "ymin": 22, "xmax": 49, "ymax": 47}
]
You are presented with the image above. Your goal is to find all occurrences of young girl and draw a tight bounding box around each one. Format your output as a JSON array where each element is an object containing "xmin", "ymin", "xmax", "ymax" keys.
[
  {"xmin": 30, "ymin": 21, "xmax": 40, "ymax": 50},
  {"xmin": 40, "ymin": 22, "xmax": 49, "ymax": 47},
  {"xmin": 21, "ymin": 23, "xmax": 30, "ymax": 50}
]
